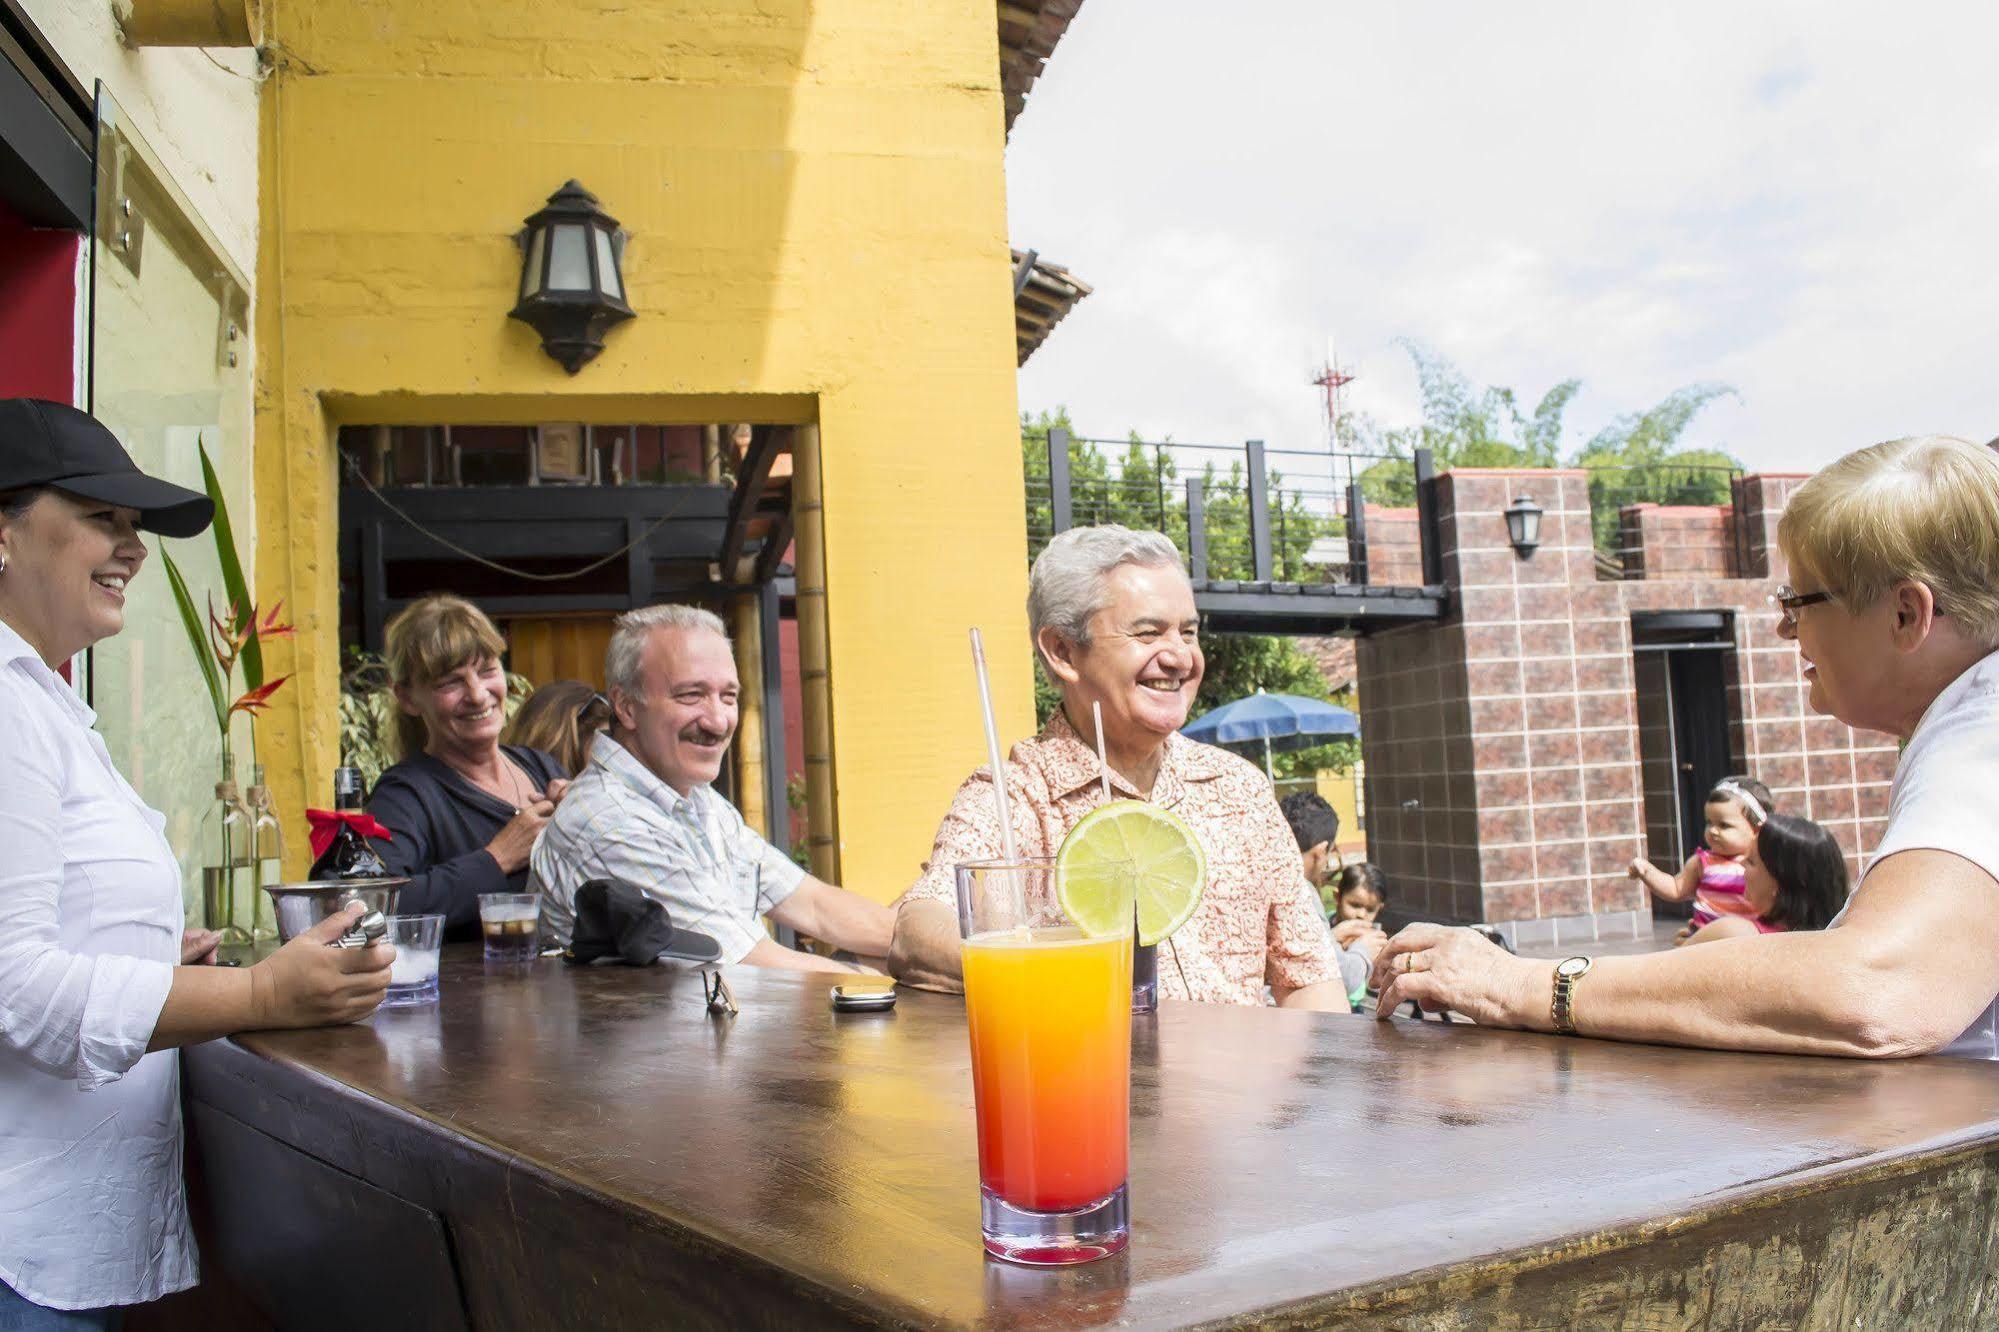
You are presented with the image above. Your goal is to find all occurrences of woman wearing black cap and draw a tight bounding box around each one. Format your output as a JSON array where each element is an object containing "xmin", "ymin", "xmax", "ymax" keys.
[{"xmin": 0, "ymin": 399, "xmax": 395, "ymax": 1326}]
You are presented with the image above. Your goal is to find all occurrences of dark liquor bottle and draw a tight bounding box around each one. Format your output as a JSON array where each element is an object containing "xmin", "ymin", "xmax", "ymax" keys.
[{"xmin": 310, "ymin": 766, "xmax": 390, "ymax": 880}]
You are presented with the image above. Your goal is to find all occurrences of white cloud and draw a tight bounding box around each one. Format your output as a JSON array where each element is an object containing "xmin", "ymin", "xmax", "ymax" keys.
[{"xmin": 1009, "ymin": 1, "xmax": 1999, "ymax": 470}]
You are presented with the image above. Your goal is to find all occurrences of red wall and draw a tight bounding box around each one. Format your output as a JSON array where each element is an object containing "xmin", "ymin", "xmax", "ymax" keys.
[{"xmin": 0, "ymin": 201, "xmax": 79, "ymax": 401}]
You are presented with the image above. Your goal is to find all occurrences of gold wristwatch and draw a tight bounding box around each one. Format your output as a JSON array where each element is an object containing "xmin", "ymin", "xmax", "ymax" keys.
[{"xmin": 1551, "ymin": 955, "xmax": 1593, "ymax": 1034}]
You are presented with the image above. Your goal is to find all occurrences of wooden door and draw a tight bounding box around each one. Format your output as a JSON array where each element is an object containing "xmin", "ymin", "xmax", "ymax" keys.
[{"xmin": 505, "ymin": 616, "xmax": 615, "ymax": 690}]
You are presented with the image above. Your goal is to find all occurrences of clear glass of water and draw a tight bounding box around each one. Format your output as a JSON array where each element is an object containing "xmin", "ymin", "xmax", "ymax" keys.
[
  {"xmin": 382, "ymin": 914, "xmax": 444, "ymax": 1006},
  {"xmin": 478, "ymin": 892, "xmax": 541, "ymax": 964}
]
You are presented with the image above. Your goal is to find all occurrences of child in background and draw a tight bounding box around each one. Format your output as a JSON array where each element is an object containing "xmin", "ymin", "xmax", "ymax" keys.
[
  {"xmin": 1329, "ymin": 863, "xmax": 1390, "ymax": 1009},
  {"xmin": 1628, "ymin": 775, "xmax": 1776, "ymax": 939},
  {"xmin": 1682, "ymin": 813, "xmax": 1847, "ymax": 945},
  {"xmin": 1332, "ymin": 862, "xmax": 1387, "ymax": 931}
]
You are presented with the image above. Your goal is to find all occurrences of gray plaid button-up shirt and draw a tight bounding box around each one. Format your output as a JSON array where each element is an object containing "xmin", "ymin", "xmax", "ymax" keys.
[{"xmin": 530, "ymin": 732, "xmax": 803, "ymax": 962}]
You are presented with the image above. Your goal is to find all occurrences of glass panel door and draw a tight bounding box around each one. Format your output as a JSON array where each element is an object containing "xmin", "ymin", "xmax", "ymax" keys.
[{"xmin": 87, "ymin": 84, "xmax": 254, "ymax": 921}]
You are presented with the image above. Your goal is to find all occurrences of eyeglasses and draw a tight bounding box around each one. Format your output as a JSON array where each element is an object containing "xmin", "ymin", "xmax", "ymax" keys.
[
  {"xmin": 1769, "ymin": 584, "xmax": 1833, "ymax": 632},
  {"xmin": 577, "ymin": 692, "xmax": 611, "ymax": 723},
  {"xmin": 702, "ymin": 969, "xmax": 738, "ymax": 1019}
]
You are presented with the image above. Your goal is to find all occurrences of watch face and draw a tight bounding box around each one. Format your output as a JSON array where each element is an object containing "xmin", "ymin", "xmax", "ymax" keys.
[{"xmin": 1556, "ymin": 956, "xmax": 1590, "ymax": 978}]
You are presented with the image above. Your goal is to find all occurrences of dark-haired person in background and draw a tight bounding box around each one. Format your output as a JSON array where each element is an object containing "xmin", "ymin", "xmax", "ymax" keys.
[
  {"xmin": 1278, "ymin": 789, "xmax": 1341, "ymax": 901},
  {"xmin": 1280, "ymin": 791, "xmax": 1381, "ymax": 1010},
  {"xmin": 0, "ymin": 400, "xmax": 391, "ymax": 1326},
  {"xmin": 1682, "ymin": 813, "xmax": 1847, "ymax": 945}
]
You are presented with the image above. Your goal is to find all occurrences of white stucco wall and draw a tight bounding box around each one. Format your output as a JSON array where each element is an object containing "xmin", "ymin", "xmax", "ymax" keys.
[
  {"xmin": 18, "ymin": 1, "xmax": 259, "ymax": 272},
  {"xmin": 16, "ymin": 4, "xmax": 265, "ymax": 924}
]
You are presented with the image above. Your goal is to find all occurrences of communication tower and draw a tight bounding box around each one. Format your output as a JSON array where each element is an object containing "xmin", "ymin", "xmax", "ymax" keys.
[{"xmin": 1311, "ymin": 347, "xmax": 1360, "ymax": 493}]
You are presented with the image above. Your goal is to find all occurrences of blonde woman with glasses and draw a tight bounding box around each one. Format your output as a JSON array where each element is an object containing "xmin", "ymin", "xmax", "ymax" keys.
[{"xmin": 1372, "ymin": 435, "xmax": 1999, "ymax": 1058}]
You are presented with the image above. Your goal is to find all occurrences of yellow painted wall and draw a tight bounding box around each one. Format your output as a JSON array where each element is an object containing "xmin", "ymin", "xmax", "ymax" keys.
[
  {"xmin": 253, "ymin": 0, "xmax": 1033, "ymax": 894},
  {"xmin": 1314, "ymin": 767, "xmax": 1363, "ymax": 852}
]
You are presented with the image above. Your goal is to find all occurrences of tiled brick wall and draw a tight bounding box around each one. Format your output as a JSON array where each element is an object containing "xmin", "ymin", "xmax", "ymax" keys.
[
  {"xmin": 1353, "ymin": 625, "xmax": 1480, "ymax": 923},
  {"xmin": 1617, "ymin": 503, "xmax": 1736, "ymax": 580},
  {"xmin": 1360, "ymin": 504, "xmax": 1425, "ymax": 586},
  {"xmin": 1355, "ymin": 466, "xmax": 1896, "ymax": 938}
]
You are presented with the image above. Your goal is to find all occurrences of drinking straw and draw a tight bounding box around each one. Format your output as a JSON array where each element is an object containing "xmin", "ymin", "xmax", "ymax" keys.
[
  {"xmin": 968, "ymin": 629, "xmax": 1019, "ymax": 867},
  {"xmin": 1090, "ymin": 700, "xmax": 1112, "ymax": 804},
  {"xmin": 1096, "ymin": 698, "xmax": 1150, "ymax": 974}
]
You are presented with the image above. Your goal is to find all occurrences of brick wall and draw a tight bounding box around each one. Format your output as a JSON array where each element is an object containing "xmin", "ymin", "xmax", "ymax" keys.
[
  {"xmin": 1353, "ymin": 625, "xmax": 1480, "ymax": 923},
  {"xmin": 1617, "ymin": 503, "xmax": 1736, "ymax": 580},
  {"xmin": 1360, "ymin": 504, "xmax": 1425, "ymax": 586},
  {"xmin": 1355, "ymin": 466, "xmax": 1896, "ymax": 941}
]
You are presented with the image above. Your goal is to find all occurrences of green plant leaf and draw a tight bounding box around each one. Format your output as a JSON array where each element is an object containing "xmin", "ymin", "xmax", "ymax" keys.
[
  {"xmin": 198, "ymin": 437, "xmax": 261, "ymax": 689},
  {"xmin": 162, "ymin": 547, "xmax": 228, "ymax": 734}
]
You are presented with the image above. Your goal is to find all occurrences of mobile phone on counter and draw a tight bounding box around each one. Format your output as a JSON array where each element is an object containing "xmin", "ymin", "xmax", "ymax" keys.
[{"xmin": 831, "ymin": 980, "xmax": 897, "ymax": 1012}]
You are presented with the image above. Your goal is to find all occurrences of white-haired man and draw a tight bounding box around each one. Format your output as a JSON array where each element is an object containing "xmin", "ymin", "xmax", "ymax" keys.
[
  {"xmin": 889, "ymin": 524, "xmax": 1352, "ymax": 1010},
  {"xmin": 531, "ymin": 604, "xmax": 893, "ymax": 972}
]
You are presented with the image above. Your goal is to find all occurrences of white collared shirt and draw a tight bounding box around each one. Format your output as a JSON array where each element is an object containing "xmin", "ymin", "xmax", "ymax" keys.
[
  {"xmin": 1850, "ymin": 647, "xmax": 1999, "ymax": 1058},
  {"xmin": 0, "ymin": 618, "xmax": 194, "ymax": 1309},
  {"xmin": 529, "ymin": 733, "xmax": 804, "ymax": 962}
]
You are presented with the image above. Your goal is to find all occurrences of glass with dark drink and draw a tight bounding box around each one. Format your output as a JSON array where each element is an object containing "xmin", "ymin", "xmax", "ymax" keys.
[{"xmin": 478, "ymin": 892, "xmax": 541, "ymax": 964}]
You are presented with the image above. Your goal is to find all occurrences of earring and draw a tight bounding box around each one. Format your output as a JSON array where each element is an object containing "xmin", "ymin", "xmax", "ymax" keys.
[{"xmin": 0, "ymin": 552, "xmax": 8, "ymax": 573}]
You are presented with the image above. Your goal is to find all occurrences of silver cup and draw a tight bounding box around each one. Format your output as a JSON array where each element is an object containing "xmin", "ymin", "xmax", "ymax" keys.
[{"xmin": 263, "ymin": 878, "xmax": 408, "ymax": 944}]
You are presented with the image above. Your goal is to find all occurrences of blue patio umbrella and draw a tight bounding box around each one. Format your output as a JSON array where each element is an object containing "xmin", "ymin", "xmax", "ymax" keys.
[{"xmin": 1182, "ymin": 690, "xmax": 1360, "ymax": 780}]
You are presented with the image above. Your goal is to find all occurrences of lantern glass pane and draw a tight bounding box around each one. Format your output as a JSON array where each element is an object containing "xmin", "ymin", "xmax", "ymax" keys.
[
  {"xmin": 519, "ymin": 227, "xmax": 546, "ymax": 301},
  {"xmin": 548, "ymin": 223, "xmax": 591, "ymax": 291},
  {"xmin": 594, "ymin": 228, "xmax": 623, "ymax": 300}
]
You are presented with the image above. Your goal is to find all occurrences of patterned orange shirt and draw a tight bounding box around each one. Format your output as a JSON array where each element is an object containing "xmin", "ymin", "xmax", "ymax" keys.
[{"xmin": 899, "ymin": 711, "xmax": 1341, "ymax": 1006}]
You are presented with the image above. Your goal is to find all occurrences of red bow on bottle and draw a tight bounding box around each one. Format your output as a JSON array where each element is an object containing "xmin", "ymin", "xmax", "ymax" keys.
[{"xmin": 305, "ymin": 808, "xmax": 397, "ymax": 860}]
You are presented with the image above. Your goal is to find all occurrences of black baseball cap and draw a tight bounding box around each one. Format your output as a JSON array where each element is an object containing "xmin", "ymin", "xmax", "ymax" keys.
[{"xmin": 0, "ymin": 398, "xmax": 214, "ymax": 538}]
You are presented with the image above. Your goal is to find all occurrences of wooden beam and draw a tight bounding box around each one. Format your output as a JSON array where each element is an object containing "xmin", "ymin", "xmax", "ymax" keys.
[
  {"xmin": 753, "ymin": 507, "xmax": 795, "ymax": 585},
  {"xmin": 721, "ymin": 426, "xmax": 789, "ymax": 580}
]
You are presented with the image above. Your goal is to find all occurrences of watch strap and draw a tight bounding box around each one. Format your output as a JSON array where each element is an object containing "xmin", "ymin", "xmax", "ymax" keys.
[{"xmin": 1551, "ymin": 956, "xmax": 1593, "ymax": 1034}]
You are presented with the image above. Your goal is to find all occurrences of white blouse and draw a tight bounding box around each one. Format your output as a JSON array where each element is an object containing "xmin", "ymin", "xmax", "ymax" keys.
[
  {"xmin": 1853, "ymin": 647, "xmax": 1999, "ymax": 1058},
  {"xmin": 0, "ymin": 619, "xmax": 195, "ymax": 1308}
]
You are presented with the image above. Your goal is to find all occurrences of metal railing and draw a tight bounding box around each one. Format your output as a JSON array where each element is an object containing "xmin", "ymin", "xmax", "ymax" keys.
[
  {"xmin": 1584, "ymin": 463, "xmax": 1743, "ymax": 580},
  {"xmin": 1026, "ymin": 430, "xmax": 1439, "ymax": 588}
]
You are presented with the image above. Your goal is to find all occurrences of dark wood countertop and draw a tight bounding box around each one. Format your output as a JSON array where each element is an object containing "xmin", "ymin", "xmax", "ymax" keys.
[{"xmin": 183, "ymin": 945, "xmax": 1999, "ymax": 1329}]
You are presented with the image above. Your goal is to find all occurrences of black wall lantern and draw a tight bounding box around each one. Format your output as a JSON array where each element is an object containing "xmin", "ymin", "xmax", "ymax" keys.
[
  {"xmin": 509, "ymin": 180, "xmax": 634, "ymax": 373},
  {"xmin": 1503, "ymin": 492, "xmax": 1544, "ymax": 558}
]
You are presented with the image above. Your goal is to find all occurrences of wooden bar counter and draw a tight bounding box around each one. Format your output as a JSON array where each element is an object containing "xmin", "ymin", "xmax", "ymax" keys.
[{"xmin": 182, "ymin": 946, "xmax": 1999, "ymax": 1329}]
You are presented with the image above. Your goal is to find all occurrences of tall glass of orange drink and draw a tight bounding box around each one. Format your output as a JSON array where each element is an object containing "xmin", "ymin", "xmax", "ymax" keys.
[{"xmin": 956, "ymin": 856, "xmax": 1134, "ymax": 1265}]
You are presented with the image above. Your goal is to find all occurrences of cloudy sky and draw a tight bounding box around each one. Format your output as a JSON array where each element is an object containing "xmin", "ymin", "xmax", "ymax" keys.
[{"xmin": 1007, "ymin": 2, "xmax": 1999, "ymax": 474}]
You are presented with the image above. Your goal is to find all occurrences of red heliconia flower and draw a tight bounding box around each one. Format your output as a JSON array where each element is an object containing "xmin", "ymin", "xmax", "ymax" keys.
[
  {"xmin": 226, "ymin": 675, "xmax": 293, "ymax": 720},
  {"xmin": 257, "ymin": 601, "xmax": 295, "ymax": 641}
]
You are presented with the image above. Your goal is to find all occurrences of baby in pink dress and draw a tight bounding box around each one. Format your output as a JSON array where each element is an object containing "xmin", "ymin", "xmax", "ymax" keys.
[{"xmin": 1628, "ymin": 776, "xmax": 1776, "ymax": 940}]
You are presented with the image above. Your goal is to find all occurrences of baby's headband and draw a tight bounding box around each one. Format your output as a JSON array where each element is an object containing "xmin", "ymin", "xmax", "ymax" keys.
[{"xmin": 1709, "ymin": 779, "xmax": 1768, "ymax": 828}]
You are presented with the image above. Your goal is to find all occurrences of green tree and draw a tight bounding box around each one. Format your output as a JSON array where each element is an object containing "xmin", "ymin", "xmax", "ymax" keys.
[
  {"xmin": 1355, "ymin": 341, "xmax": 1576, "ymax": 504},
  {"xmin": 1572, "ymin": 384, "xmax": 1742, "ymax": 549},
  {"xmin": 1353, "ymin": 343, "xmax": 1743, "ymax": 555}
]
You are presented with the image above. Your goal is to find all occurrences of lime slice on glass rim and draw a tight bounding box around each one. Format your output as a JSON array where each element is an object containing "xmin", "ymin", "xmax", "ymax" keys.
[{"xmin": 1056, "ymin": 800, "xmax": 1207, "ymax": 947}]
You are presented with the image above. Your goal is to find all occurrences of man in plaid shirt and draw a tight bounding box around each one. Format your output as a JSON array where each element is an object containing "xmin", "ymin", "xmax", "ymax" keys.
[{"xmin": 531, "ymin": 605, "xmax": 892, "ymax": 971}]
